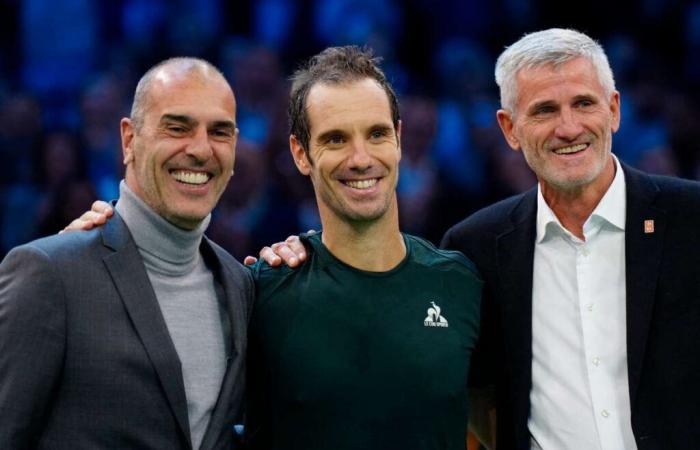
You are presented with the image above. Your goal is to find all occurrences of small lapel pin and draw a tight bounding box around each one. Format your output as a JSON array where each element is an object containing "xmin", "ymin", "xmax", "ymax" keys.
[{"xmin": 644, "ymin": 219, "xmax": 654, "ymax": 234}]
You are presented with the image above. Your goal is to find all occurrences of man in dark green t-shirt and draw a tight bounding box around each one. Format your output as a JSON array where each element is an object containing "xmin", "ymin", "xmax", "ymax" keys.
[
  {"xmin": 248, "ymin": 232, "xmax": 480, "ymax": 450},
  {"xmin": 245, "ymin": 46, "xmax": 482, "ymax": 450}
]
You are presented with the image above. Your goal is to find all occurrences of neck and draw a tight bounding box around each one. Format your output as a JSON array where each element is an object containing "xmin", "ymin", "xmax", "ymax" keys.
[
  {"xmin": 319, "ymin": 198, "xmax": 406, "ymax": 272},
  {"xmin": 115, "ymin": 181, "xmax": 209, "ymax": 272},
  {"xmin": 541, "ymin": 155, "xmax": 616, "ymax": 239}
]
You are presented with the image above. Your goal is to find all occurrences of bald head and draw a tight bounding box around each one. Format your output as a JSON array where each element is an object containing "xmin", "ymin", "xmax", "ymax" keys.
[{"xmin": 130, "ymin": 57, "xmax": 232, "ymax": 131}]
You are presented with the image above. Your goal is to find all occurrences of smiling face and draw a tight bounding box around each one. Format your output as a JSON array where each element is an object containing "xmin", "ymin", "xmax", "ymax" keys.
[
  {"xmin": 496, "ymin": 57, "xmax": 620, "ymax": 195},
  {"xmin": 290, "ymin": 78, "xmax": 401, "ymax": 227},
  {"xmin": 122, "ymin": 70, "xmax": 238, "ymax": 229}
]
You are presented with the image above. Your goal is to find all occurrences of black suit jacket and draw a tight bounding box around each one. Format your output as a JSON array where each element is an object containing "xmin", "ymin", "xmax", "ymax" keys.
[
  {"xmin": 441, "ymin": 164, "xmax": 700, "ymax": 450},
  {"xmin": 0, "ymin": 212, "xmax": 254, "ymax": 449}
]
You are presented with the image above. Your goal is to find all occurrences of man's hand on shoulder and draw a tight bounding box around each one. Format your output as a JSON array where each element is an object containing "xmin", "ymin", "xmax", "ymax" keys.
[
  {"xmin": 243, "ymin": 233, "xmax": 311, "ymax": 268},
  {"xmin": 60, "ymin": 201, "xmax": 114, "ymax": 233}
]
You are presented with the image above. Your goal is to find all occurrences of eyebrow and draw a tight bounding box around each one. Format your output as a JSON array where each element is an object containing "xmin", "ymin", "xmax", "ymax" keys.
[
  {"xmin": 316, "ymin": 128, "xmax": 346, "ymax": 143},
  {"xmin": 527, "ymin": 100, "xmax": 557, "ymax": 114},
  {"xmin": 160, "ymin": 114, "xmax": 197, "ymax": 127},
  {"xmin": 572, "ymin": 94, "xmax": 598, "ymax": 103},
  {"xmin": 369, "ymin": 124, "xmax": 394, "ymax": 134},
  {"xmin": 315, "ymin": 121, "xmax": 395, "ymax": 142},
  {"xmin": 209, "ymin": 120, "xmax": 237, "ymax": 132},
  {"xmin": 160, "ymin": 114, "xmax": 236, "ymax": 130},
  {"xmin": 528, "ymin": 93, "xmax": 601, "ymax": 113}
]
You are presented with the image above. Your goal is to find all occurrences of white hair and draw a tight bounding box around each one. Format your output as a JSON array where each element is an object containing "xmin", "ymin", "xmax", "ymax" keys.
[{"xmin": 495, "ymin": 28, "xmax": 615, "ymax": 113}]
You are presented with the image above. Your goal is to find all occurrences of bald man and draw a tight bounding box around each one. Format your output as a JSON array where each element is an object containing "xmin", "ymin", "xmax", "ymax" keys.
[{"xmin": 0, "ymin": 58, "xmax": 253, "ymax": 450}]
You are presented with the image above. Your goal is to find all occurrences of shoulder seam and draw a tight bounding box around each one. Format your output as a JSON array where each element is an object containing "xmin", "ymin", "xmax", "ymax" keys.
[{"xmin": 408, "ymin": 235, "xmax": 481, "ymax": 276}]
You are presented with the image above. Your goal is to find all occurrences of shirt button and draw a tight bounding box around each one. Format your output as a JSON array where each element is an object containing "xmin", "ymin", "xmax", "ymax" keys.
[
  {"xmin": 587, "ymin": 303, "xmax": 594, "ymax": 312},
  {"xmin": 592, "ymin": 357, "xmax": 600, "ymax": 366},
  {"xmin": 581, "ymin": 246, "xmax": 589, "ymax": 257},
  {"xmin": 601, "ymin": 410, "xmax": 610, "ymax": 418}
]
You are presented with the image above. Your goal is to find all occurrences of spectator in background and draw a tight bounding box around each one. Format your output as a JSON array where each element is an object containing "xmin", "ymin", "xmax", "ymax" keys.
[
  {"xmin": 21, "ymin": 0, "xmax": 97, "ymax": 109},
  {"xmin": 80, "ymin": 73, "xmax": 130, "ymax": 201},
  {"xmin": 0, "ymin": 93, "xmax": 44, "ymax": 255},
  {"xmin": 223, "ymin": 40, "xmax": 287, "ymax": 147},
  {"xmin": 32, "ymin": 131, "xmax": 95, "ymax": 238},
  {"xmin": 36, "ymin": 179, "xmax": 97, "ymax": 237},
  {"xmin": 396, "ymin": 94, "xmax": 439, "ymax": 236},
  {"xmin": 429, "ymin": 38, "xmax": 492, "ymax": 234},
  {"xmin": 0, "ymin": 93, "xmax": 42, "ymax": 187},
  {"xmin": 207, "ymin": 139, "xmax": 268, "ymax": 258}
]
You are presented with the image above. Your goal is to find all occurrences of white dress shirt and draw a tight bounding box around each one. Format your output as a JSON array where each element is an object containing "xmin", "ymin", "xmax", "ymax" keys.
[{"xmin": 528, "ymin": 156, "xmax": 637, "ymax": 450}]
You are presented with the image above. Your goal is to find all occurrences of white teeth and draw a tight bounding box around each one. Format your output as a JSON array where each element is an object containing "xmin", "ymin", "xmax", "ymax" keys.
[
  {"xmin": 171, "ymin": 170, "xmax": 210, "ymax": 185},
  {"xmin": 554, "ymin": 143, "xmax": 588, "ymax": 155},
  {"xmin": 344, "ymin": 179, "xmax": 378, "ymax": 189}
]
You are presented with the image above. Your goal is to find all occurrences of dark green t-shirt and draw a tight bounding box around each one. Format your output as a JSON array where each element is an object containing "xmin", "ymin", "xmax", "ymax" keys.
[{"xmin": 246, "ymin": 232, "xmax": 482, "ymax": 450}]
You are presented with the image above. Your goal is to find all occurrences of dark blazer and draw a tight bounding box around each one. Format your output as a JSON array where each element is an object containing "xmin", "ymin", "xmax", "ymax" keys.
[
  {"xmin": 441, "ymin": 164, "xmax": 700, "ymax": 450},
  {"xmin": 0, "ymin": 212, "xmax": 254, "ymax": 450}
]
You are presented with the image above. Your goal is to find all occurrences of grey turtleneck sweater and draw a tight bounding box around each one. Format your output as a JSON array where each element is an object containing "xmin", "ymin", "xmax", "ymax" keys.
[{"xmin": 116, "ymin": 181, "xmax": 228, "ymax": 450}]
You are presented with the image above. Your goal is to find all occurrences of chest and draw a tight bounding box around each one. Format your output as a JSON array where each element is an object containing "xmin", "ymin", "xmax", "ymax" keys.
[{"xmin": 255, "ymin": 268, "xmax": 479, "ymax": 408}]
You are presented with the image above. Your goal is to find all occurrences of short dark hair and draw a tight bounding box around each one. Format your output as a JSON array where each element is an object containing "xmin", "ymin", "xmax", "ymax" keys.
[{"xmin": 288, "ymin": 46, "xmax": 400, "ymax": 160}]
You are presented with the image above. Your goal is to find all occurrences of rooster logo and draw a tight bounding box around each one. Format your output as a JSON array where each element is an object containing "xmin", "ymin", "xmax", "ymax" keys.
[{"xmin": 424, "ymin": 301, "xmax": 449, "ymax": 327}]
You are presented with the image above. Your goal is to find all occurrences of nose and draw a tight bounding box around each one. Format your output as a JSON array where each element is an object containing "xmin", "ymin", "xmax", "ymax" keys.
[
  {"xmin": 186, "ymin": 126, "xmax": 213, "ymax": 162},
  {"xmin": 554, "ymin": 107, "xmax": 584, "ymax": 141},
  {"xmin": 348, "ymin": 138, "xmax": 372, "ymax": 170}
]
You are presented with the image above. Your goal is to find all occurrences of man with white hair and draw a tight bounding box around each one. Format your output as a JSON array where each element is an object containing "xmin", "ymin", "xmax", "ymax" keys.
[{"xmin": 441, "ymin": 28, "xmax": 700, "ymax": 449}]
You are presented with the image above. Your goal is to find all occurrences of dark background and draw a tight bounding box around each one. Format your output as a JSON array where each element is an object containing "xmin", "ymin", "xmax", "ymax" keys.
[{"xmin": 1, "ymin": 0, "xmax": 698, "ymax": 260}]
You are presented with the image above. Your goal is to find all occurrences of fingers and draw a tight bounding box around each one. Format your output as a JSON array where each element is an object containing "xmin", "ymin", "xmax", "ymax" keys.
[
  {"xmin": 92, "ymin": 201, "xmax": 114, "ymax": 215},
  {"xmin": 82, "ymin": 210, "xmax": 109, "ymax": 226},
  {"xmin": 259, "ymin": 246, "xmax": 282, "ymax": 267},
  {"xmin": 284, "ymin": 235, "xmax": 307, "ymax": 262},
  {"xmin": 61, "ymin": 217, "xmax": 95, "ymax": 233},
  {"xmin": 243, "ymin": 256, "xmax": 258, "ymax": 266},
  {"xmin": 61, "ymin": 211, "xmax": 110, "ymax": 233},
  {"xmin": 253, "ymin": 232, "xmax": 314, "ymax": 268},
  {"xmin": 270, "ymin": 241, "xmax": 301, "ymax": 267}
]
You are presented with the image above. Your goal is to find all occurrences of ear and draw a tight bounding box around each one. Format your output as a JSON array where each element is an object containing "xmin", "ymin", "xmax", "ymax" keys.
[
  {"xmin": 395, "ymin": 119, "xmax": 402, "ymax": 162},
  {"xmin": 290, "ymin": 135, "xmax": 311, "ymax": 175},
  {"xmin": 496, "ymin": 109, "xmax": 521, "ymax": 151},
  {"xmin": 120, "ymin": 118, "xmax": 136, "ymax": 165},
  {"xmin": 231, "ymin": 127, "xmax": 240, "ymax": 175},
  {"xmin": 609, "ymin": 91, "xmax": 621, "ymax": 133}
]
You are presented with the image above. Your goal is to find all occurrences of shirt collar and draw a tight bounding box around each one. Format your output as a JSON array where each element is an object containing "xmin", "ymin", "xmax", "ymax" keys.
[{"xmin": 536, "ymin": 154, "xmax": 626, "ymax": 243}]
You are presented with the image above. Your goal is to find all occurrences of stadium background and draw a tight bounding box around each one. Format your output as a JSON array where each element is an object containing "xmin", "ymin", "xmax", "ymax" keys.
[{"xmin": 0, "ymin": 0, "xmax": 698, "ymax": 262}]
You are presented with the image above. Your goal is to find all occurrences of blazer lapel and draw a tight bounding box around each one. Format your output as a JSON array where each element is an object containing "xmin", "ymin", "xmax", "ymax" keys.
[
  {"xmin": 100, "ymin": 215, "xmax": 192, "ymax": 447},
  {"xmin": 495, "ymin": 188, "xmax": 538, "ymax": 437},
  {"xmin": 622, "ymin": 164, "xmax": 666, "ymax": 407},
  {"xmin": 198, "ymin": 239, "xmax": 250, "ymax": 450}
]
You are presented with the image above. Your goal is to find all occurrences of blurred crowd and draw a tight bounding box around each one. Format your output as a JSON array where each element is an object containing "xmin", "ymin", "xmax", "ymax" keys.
[{"xmin": 1, "ymin": 0, "xmax": 699, "ymax": 260}]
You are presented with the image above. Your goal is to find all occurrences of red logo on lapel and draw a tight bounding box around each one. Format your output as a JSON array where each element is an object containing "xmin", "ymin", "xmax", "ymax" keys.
[{"xmin": 644, "ymin": 220, "xmax": 654, "ymax": 234}]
